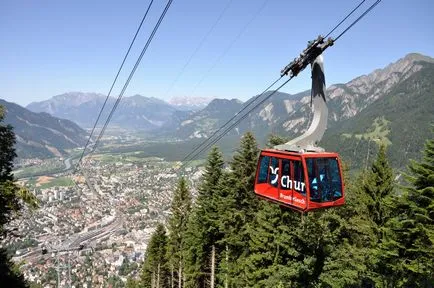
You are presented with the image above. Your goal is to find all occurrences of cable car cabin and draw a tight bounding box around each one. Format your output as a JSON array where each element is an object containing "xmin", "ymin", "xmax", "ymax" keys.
[{"xmin": 254, "ymin": 149, "xmax": 345, "ymax": 212}]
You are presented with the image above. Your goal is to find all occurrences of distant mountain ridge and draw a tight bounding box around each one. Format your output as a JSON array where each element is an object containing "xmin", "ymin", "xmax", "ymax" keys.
[
  {"xmin": 0, "ymin": 99, "xmax": 88, "ymax": 159},
  {"xmin": 168, "ymin": 96, "xmax": 212, "ymax": 111},
  {"xmin": 161, "ymin": 53, "xmax": 434, "ymax": 170},
  {"xmin": 177, "ymin": 98, "xmax": 244, "ymax": 139},
  {"xmin": 27, "ymin": 93, "xmax": 189, "ymax": 131},
  {"xmin": 22, "ymin": 53, "xmax": 434, "ymax": 170}
]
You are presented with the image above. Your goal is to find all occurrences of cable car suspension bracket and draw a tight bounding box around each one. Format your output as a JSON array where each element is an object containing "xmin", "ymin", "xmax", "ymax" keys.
[
  {"xmin": 275, "ymin": 36, "xmax": 334, "ymax": 153},
  {"xmin": 280, "ymin": 36, "xmax": 334, "ymax": 78}
]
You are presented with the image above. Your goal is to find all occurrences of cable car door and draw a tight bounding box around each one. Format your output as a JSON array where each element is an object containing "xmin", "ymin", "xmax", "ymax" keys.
[
  {"xmin": 279, "ymin": 158, "xmax": 293, "ymax": 206},
  {"xmin": 291, "ymin": 159, "xmax": 307, "ymax": 210}
]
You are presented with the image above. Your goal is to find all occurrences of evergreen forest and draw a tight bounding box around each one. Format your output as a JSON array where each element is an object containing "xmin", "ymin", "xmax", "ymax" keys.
[
  {"xmin": 0, "ymin": 105, "xmax": 433, "ymax": 287},
  {"xmin": 133, "ymin": 131, "xmax": 434, "ymax": 288}
]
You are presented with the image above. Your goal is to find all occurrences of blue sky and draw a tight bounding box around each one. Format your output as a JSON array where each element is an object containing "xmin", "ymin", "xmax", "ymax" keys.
[{"xmin": 1, "ymin": 0, "xmax": 433, "ymax": 106}]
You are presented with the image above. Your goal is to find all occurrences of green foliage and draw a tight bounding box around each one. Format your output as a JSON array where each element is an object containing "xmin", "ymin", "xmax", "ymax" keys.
[
  {"xmin": 362, "ymin": 144, "xmax": 395, "ymax": 227},
  {"xmin": 0, "ymin": 106, "xmax": 16, "ymax": 182},
  {"xmin": 323, "ymin": 62, "xmax": 434, "ymax": 170},
  {"xmin": 266, "ymin": 134, "xmax": 288, "ymax": 147},
  {"xmin": 126, "ymin": 277, "xmax": 140, "ymax": 288},
  {"xmin": 167, "ymin": 177, "xmax": 192, "ymax": 287},
  {"xmin": 107, "ymin": 275, "xmax": 124, "ymax": 287},
  {"xmin": 44, "ymin": 267, "xmax": 57, "ymax": 283},
  {"xmin": 141, "ymin": 223, "xmax": 169, "ymax": 287},
  {"xmin": 136, "ymin": 131, "xmax": 434, "ymax": 287},
  {"xmin": 219, "ymin": 132, "xmax": 261, "ymax": 286},
  {"xmin": 377, "ymin": 131, "xmax": 434, "ymax": 286},
  {"xmin": 184, "ymin": 146, "xmax": 224, "ymax": 287},
  {"xmin": 119, "ymin": 258, "xmax": 138, "ymax": 276},
  {"xmin": 0, "ymin": 105, "xmax": 40, "ymax": 287},
  {"xmin": 0, "ymin": 248, "xmax": 29, "ymax": 288}
]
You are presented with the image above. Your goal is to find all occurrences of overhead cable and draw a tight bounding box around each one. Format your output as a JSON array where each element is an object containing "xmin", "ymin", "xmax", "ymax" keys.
[
  {"xmin": 163, "ymin": 0, "xmax": 233, "ymax": 98},
  {"xmin": 188, "ymin": 0, "xmax": 269, "ymax": 97},
  {"xmin": 325, "ymin": 0, "xmax": 367, "ymax": 38},
  {"xmin": 75, "ymin": 0, "xmax": 155, "ymax": 171},
  {"xmin": 180, "ymin": 75, "xmax": 282, "ymax": 163},
  {"xmin": 88, "ymin": 0, "xmax": 174, "ymax": 156},
  {"xmin": 180, "ymin": 0, "xmax": 382, "ymax": 166}
]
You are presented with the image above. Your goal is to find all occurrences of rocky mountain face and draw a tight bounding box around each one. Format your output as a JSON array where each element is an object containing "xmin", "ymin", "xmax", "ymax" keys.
[
  {"xmin": 322, "ymin": 58, "xmax": 434, "ymax": 170},
  {"xmin": 0, "ymin": 99, "xmax": 88, "ymax": 159},
  {"xmin": 171, "ymin": 53, "xmax": 434, "ymax": 170},
  {"xmin": 177, "ymin": 53, "xmax": 432, "ymax": 135},
  {"xmin": 250, "ymin": 53, "xmax": 434, "ymax": 139},
  {"xmin": 176, "ymin": 98, "xmax": 243, "ymax": 139},
  {"xmin": 27, "ymin": 92, "xmax": 106, "ymax": 115},
  {"xmin": 173, "ymin": 90, "xmax": 310, "ymax": 140}
]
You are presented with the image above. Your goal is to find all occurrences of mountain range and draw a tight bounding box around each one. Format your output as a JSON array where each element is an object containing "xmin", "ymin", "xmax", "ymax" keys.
[
  {"xmin": 3, "ymin": 53, "xmax": 433, "ymax": 168},
  {"xmin": 26, "ymin": 93, "xmax": 192, "ymax": 131},
  {"xmin": 110, "ymin": 52, "xmax": 434, "ymax": 170},
  {"xmin": 0, "ymin": 99, "xmax": 87, "ymax": 159}
]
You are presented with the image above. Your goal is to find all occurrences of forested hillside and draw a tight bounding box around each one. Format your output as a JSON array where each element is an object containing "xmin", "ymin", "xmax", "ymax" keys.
[
  {"xmin": 130, "ymin": 131, "xmax": 434, "ymax": 288},
  {"xmin": 0, "ymin": 99, "xmax": 87, "ymax": 159},
  {"xmin": 322, "ymin": 61, "xmax": 434, "ymax": 171}
]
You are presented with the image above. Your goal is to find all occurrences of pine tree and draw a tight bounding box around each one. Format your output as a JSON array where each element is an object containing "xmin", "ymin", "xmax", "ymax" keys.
[
  {"xmin": 184, "ymin": 146, "xmax": 224, "ymax": 288},
  {"xmin": 229, "ymin": 132, "xmax": 260, "ymax": 215},
  {"xmin": 266, "ymin": 134, "xmax": 288, "ymax": 148},
  {"xmin": 0, "ymin": 106, "xmax": 22, "ymax": 234},
  {"xmin": 239, "ymin": 134, "xmax": 299, "ymax": 287},
  {"xmin": 0, "ymin": 105, "xmax": 37, "ymax": 287},
  {"xmin": 319, "ymin": 169, "xmax": 378, "ymax": 287},
  {"xmin": 141, "ymin": 223, "xmax": 169, "ymax": 288},
  {"xmin": 380, "ymin": 133, "xmax": 434, "ymax": 286},
  {"xmin": 212, "ymin": 171, "xmax": 238, "ymax": 288},
  {"xmin": 242, "ymin": 202, "xmax": 298, "ymax": 287},
  {"xmin": 355, "ymin": 144, "xmax": 398, "ymax": 285},
  {"xmin": 167, "ymin": 178, "xmax": 192, "ymax": 288},
  {"xmin": 362, "ymin": 144, "xmax": 395, "ymax": 227},
  {"xmin": 217, "ymin": 132, "xmax": 260, "ymax": 286}
]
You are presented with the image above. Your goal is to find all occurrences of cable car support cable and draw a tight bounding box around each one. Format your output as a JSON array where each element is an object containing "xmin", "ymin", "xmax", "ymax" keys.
[
  {"xmin": 180, "ymin": 0, "xmax": 381, "ymax": 167},
  {"xmin": 85, "ymin": 0, "xmax": 174, "ymax": 161},
  {"xmin": 180, "ymin": 75, "xmax": 283, "ymax": 164},
  {"xmin": 75, "ymin": 0, "xmax": 155, "ymax": 171}
]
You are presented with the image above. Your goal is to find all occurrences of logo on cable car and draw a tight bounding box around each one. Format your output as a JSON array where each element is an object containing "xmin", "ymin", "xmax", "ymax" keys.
[
  {"xmin": 279, "ymin": 193, "xmax": 306, "ymax": 204},
  {"xmin": 269, "ymin": 166, "xmax": 306, "ymax": 192}
]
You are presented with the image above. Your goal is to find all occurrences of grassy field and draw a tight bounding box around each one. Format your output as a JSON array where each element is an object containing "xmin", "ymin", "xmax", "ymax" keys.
[
  {"xmin": 22, "ymin": 176, "xmax": 74, "ymax": 189},
  {"xmin": 37, "ymin": 177, "xmax": 74, "ymax": 189},
  {"xmin": 13, "ymin": 160, "xmax": 64, "ymax": 179},
  {"xmin": 91, "ymin": 152, "xmax": 164, "ymax": 164},
  {"xmin": 342, "ymin": 117, "xmax": 392, "ymax": 146}
]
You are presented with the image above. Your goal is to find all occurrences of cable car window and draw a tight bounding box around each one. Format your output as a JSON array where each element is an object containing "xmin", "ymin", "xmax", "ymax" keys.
[
  {"xmin": 269, "ymin": 157, "xmax": 279, "ymax": 187},
  {"xmin": 293, "ymin": 161, "xmax": 305, "ymax": 195},
  {"xmin": 317, "ymin": 158, "xmax": 332, "ymax": 202},
  {"xmin": 329, "ymin": 158, "xmax": 343, "ymax": 200},
  {"xmin": 281, "ymin": 159, "xmax": 291, "ymax": 190},
  {"xmin": 257, "ymin": 156, "xmax": 270, "ymax": 184},
  {"xmin": 307, "ymin": 158, "xmax": 343, "ymax": 203},
  {"xmin": 306, "ymin": 158, "xmax": 319, "ymax": 201}
]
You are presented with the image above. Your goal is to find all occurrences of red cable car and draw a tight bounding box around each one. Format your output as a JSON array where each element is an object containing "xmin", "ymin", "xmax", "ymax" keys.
[
  {"xmin": 254, "ymin": 42, "xmax": 345, "ymax": 212},
  {"xmin": 255, "ymin": 149, "xmax": 345, "ymax": 212}
]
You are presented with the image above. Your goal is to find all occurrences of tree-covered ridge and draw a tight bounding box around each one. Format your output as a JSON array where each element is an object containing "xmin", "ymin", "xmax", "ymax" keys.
[
  {"xmin": 322, "ymin": 62, "xmax": 434, "ymax": 171},
  {"xmin": 0, "ymin": 106, "xmax": 40, "ymax": 287},
  {"xmin": 0, "ymin": 99, "xmax": 88, "ymax": 159},
  {"xmin": 138, "ymin": 131, "xmax": 434, "ymax": 287}
]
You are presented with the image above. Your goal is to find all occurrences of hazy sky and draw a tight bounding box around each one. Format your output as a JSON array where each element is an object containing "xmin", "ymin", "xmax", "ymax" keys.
[{"xmin": 1, "ymin": 0, "xmax": 433, "ymax": 106}]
